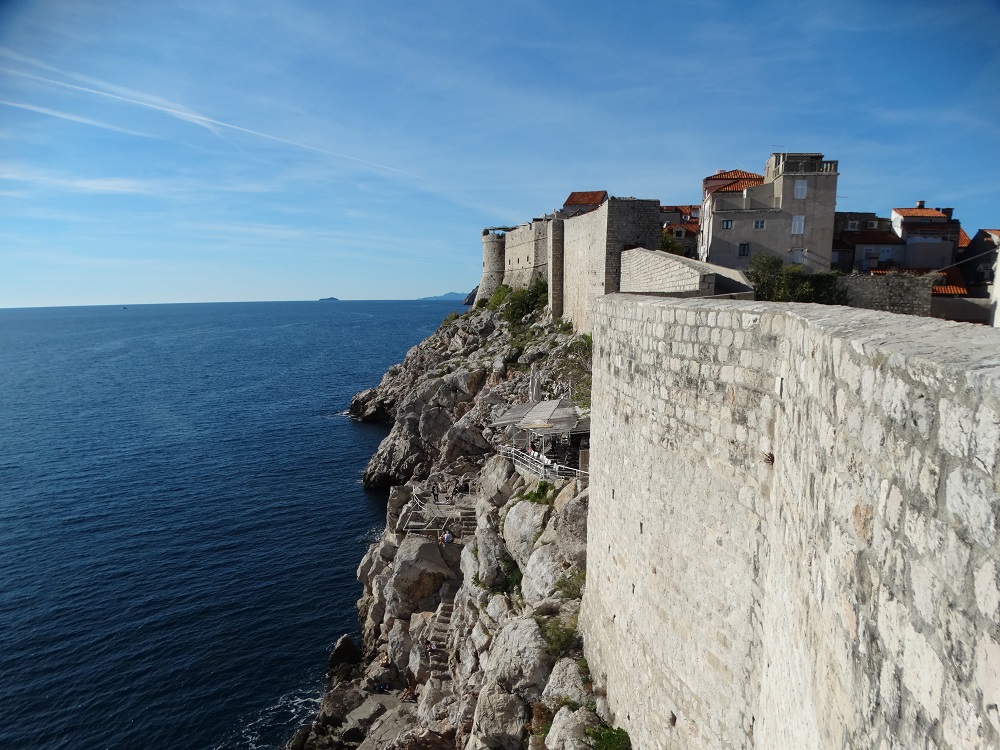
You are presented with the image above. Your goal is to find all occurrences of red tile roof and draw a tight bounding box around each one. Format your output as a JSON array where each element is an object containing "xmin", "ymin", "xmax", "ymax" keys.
[
  {"xmin": 718, "ymin": 178, "xmax": 765, "ymax": 193},
  {"xmin": 710, "ymin": 170, "xmax": 762, "ymax": 181},
  {"xmin": 958, "ymin": 228, "xmax": 971, "ymax": 248},
  {"xmin": 664, "ymin": 222, "xmax": 699, "ymax": 236},
  {"xmin": 893, "ymin": 208, "xmax": 947, "ymax": 218},
  {"xmin": 564, "ymin": 191, "xmax": 607, "ymax": 206}
]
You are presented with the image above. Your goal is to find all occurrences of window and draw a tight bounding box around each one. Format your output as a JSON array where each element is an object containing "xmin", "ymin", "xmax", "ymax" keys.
[
  {"xmin": 738, "ymin": 243, "xmax": 750, "ymax": 257},
  {"xmin": 867, "ymin": 220, "xmax": 878, "ymax": 229},
  {"xmin": 673, "ymin": 228, "xmax": 685, "ymax": 238},
  {"xmin": 794, "ymin": 179, "xmax": 807, "ymax": 199},
  {"xmin": 792, "ymin": 215, "xmax": 805, "ymax": 235},
  {"xmin": 848, "ymin": 220, "xmax": 859, "ymax": 230},
  {"xmin": 721, "ymin": 219, "xmax": 733, "ymax": 229},
  {"xmin": 754, "ymin": 219, "xmax": 766, "ymax": 230}
]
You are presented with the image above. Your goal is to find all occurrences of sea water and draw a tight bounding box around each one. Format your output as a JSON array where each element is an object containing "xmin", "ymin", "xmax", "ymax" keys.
[{"xmin": 0, "ymin": 300, "xmax": 461, "ymax": 750}]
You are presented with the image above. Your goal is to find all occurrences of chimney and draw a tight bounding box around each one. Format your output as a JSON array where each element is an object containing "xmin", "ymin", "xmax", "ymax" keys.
[
  {"xmin": 716, "ymin": 169, "xmax": 725, "ymax": 175},
  {"xmin": 916, "ymin": 200, "xmax": 925, "ymax": 209},
  {"xmin": 941, "ymin": 208, "xmax": 954, "ymax": 219}
]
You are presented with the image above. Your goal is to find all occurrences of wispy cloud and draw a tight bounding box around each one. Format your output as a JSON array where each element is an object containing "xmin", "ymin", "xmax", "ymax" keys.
[
  {"xmin": 0, "ymin": 164, "xmax": 162, "ymax": 194},
  {"xmin": 0, "ymin": 99, "xmax": 152, "ymax": 137},
  {"xmin": 0, "ymin": 46, "xmax": 423, "ymax": 179}
]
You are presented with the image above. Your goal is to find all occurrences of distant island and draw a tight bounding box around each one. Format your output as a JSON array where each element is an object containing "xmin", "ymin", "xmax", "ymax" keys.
[
  {"xmin": 318, "ymin": 297, "xmax": 339, "ymax": 301},
  {"xmin": 418, "ymin": 291, "xmax": 472, "ymax": 302}
]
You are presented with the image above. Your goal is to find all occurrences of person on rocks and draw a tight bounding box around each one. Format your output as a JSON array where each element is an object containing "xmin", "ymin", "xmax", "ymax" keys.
[
  {"xmin": 400, "ymin": 668, "xmax": 417, "ymax": 702},
  {"xmin": 443, "ymin": 529, "xmax": 453, "ymax": 544},
  {"xmin": 431, "ymin": 483, "xmax": 440, "ymax": 503}
]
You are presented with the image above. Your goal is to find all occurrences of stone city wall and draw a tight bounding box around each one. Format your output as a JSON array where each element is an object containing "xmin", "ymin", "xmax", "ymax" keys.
[
  {"xmin": 582, "ymin": 294, "xmax": 1000, "ymax": 749},
  {"xmin": 561, "ymin": 199, "xmax": 661, "ymax": 332},
  {"xmin": 562, "ymin": 203, "xmax": 610, "ymax": 332},
  {"xmin": 620, "ymin": 248, "xmax": 716, "ymax": 296},
  {"xmin": 841, "ymin": 273, "xmax": 939, "ymax": 317},
  {"xmin": 501, "ymin": 219, "xmax": 549, "ymax": 291}
]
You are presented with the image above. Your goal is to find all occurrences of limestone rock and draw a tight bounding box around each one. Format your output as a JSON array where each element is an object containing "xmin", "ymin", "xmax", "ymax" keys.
[
  {"xmin": 484, "ymin": 617, "xmax": 553, "ymax": 700},
  {"xmin": 553, "ymin": 493, "xmax": 588, "ymax": 570},
  {"xmin": 476, "ymin": 525, "xmax": 507, "ymax": 590},
  {"xmin": 383, "ymin": 536, "xmax": 453, "ymax": 620},
  {"xmin": 544, "ymin": 707, "xmax": 600, "ymax": 750},
  {"xmin": 522, "ymin": 544, "xmax": 567, "ymax": 604},
  {"xmin": 503, "ymin": 500, "xmax": 549, "ymax": 570},
  {"xmin": 469, "ymin": 682, "xmax": 527, "ymax": 750},
  {"xmin": 541, "ymin": 658, "xmax": 588, "ymax": 710}
]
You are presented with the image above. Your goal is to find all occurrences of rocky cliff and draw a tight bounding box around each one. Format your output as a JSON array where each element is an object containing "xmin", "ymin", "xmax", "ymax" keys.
[{"xmin": 287, "ymin": 306, "xmax": 626, "ymax": 750}]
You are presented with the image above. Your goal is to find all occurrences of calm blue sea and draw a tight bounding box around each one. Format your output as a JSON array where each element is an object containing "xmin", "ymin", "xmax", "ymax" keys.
[{"xmin": 0, "ymin": 300, "xmax": 461, "ymax": 750}]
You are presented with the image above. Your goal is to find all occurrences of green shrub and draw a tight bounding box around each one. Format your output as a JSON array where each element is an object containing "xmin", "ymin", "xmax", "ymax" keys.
[
  {"xmin": 500, "ymin": 278, "xmax": 548, "ymax": 323},
  {"xmin": 521, "ymin": 480, "xmax": 554, "ymax": 505},
  {"xmin": 439, "ymin": 311, "xmax": 459, "ymax": 327},
  {"xmin": 586, "ymin": 725, "xmax": 632, "ymax": 750},
  {"xmin": 491, "ymin": 551, "xmax": 522, "ymax": 594},
  {"xmin": 487, "ymin": 284, "xmax": 513, "ymax": 311},
  {"xmin": 556, "ymin": 569, "xmax": 586, "ymax": 599},
  {"xmin": 748, "ymin": 254, "xmax": 848, "ymax": 305},
  {"xmin": 536, "ymin": 616, "xmax": 578, "ymax": 658}
]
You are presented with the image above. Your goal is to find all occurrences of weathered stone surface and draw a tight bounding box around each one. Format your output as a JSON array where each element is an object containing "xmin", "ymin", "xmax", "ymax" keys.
[
  {"xmin": 544, "ymin": 707, "xmax": 600, "ymax": 750},
  {"xmin": 553, "ymin": 493, "xmax": 588, "ymax": 570},
  {"xmin": 469, "ymin": 682, "xmax": 527, "ymax": 750},
  {"xmin": 476, "ymin": 526, "xmax": 507, "ymax": 590},
  {"xmin": 383, "ymin": 536, "xmax": 453, "ymax": 620},
  {"xmin": 541, "ymin": 658, "xmax": 588, "ymax": 709},
  {"xmin": 521, "ymin": 544, "xmax": 566, "ymax": 604},
  {"xmin": 484, "ymin": 617, "xmax": 553, "ymax": 700},
  {"xmin": 503, "ymin": 500, "xmax": 549, "ymax": 569}
]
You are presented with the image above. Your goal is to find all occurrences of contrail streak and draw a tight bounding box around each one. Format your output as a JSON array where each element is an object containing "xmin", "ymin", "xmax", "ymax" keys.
[
  {"xmin": 0, "ymin": 99, "xmax": 151, "ymax": 137},
  {"xmin": 2, "ymin": 67, "xmax": 422, "ymax": 179}
]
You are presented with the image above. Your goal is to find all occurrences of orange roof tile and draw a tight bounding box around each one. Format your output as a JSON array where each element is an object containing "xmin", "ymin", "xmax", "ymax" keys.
[
  {"xmin": 932, "ymin": 285, "xmax": 968, "ymax": 296},
  {"xmin": 708, "ymin": 169, "xmax": 762, "ymax": 181},
  {"xmin": 564, "ymin": 191, "xmax": 607, "ymax": 206},
  {"xmin": 717, "ymin": 178, "xmax": 765, "ymax": 193},
  {"xmin": 958, "ymin": 228, "xmax": 971, "ymax": 248},
  {"xmin": 893, "ymin": 208, "xmax": 947, "ymax": 218}
]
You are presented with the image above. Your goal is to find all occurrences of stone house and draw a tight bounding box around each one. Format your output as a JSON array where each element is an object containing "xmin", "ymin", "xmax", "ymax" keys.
[
  {"xmin": 889, "ymin": 201, "xmax": 962, "ymax": 269},
  {"xmin": 697, "ymin": 152, "xmax": 838, "ymax": 273}
]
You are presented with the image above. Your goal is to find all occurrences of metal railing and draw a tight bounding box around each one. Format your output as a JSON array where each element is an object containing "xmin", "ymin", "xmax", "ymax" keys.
[{"xmin": 500, "ymin": 445, "xmax": 589, "ymax": 482}]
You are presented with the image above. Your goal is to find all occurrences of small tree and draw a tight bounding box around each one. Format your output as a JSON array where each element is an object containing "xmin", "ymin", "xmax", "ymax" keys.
[
  {"xmin": 747, "ymin": 254, "xmax": 848, "ymax": 305},
  {"xmin": 660, "ymin": 232, "xmax": 686, "ymax": 256}
]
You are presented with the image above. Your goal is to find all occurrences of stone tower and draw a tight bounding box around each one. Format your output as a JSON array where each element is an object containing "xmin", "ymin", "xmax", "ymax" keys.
[{"xmin": 475, "ymin": 230, "xmax": 506, "ymax": 306}]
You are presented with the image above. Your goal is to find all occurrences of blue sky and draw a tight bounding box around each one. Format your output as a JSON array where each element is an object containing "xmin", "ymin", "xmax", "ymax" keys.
[{"xmin": 1, "ymin": 0, "xmax": 998, "ymax": 307}]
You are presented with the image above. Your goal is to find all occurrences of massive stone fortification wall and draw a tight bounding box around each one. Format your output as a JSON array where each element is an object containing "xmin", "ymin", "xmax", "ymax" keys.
[
  {"xmin": 562, "ymin": 204, "xmax": 609, "ymax": 332},
  {"xmin": 581, "ymin": 295, "xmax": 1000, "ymax": 749},
  {"xmin": 562, "ymin": 199, "xmax": 660, "ymax": 331},
  {"xmin": 501, "ymin": 219, "xmax": 549, "ymax": 290}
]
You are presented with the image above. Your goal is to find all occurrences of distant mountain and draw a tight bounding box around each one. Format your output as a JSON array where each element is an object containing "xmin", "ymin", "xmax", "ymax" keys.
[
  {"xmin": 418, "ymin": 292, "xmax": 471, "ymax": 302},
  {"xmin": 318, "ymin": 297, "xmax": 339, "ymax": 301}
]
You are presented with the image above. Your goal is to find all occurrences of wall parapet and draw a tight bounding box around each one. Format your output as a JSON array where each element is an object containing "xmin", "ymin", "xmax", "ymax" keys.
[{"xmin": 582, "ymin": 295, "xmax": 1000, "ymax": 749}]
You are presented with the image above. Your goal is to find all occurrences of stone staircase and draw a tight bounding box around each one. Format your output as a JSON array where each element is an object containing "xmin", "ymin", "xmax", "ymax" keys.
[{"xmin": 427, "ymin": 580, "xmax": 459, "ymax": 675}]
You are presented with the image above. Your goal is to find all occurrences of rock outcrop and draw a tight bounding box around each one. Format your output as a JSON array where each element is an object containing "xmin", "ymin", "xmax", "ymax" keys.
[{"xmin": 287, "ymin": 305, "xmax": 624, "ymax": 750}]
